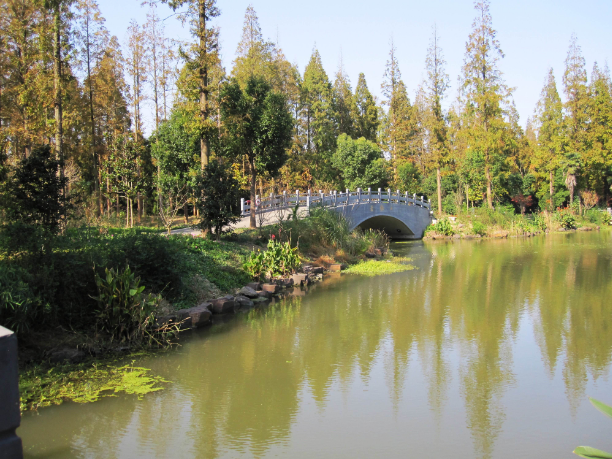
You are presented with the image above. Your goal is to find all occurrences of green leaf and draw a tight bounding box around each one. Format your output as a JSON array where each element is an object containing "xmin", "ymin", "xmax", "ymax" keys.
[
  {"xmin": 574, "ymin": 446, "xmax": 612, "ymax": 458},
  {"xmin": 590, "ymin": 398, "xmax": 612, "ymax": 420},
  {"xmin": 129, "ymin": 289, "xmax": 137, "ymax": 296}
]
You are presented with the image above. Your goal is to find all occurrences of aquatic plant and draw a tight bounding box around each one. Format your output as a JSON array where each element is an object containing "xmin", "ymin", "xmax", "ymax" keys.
[
  {"xmin": 344, "ymin": 258, "xmax": 415, "ymax": 277},
  {"xmin": 574, "ymin": 398, "xmax": 612, "ymax": 458},
  {"xmin": 244, "ymin": 238, "xmax": 300, "ymax": 280},
  {"xmin": 20, "ymin": 360, "xmax": 168, "ymax": 412},
  {"xmin": 91, "ymin": 266, "xmax": 162, "ymax": 344}
]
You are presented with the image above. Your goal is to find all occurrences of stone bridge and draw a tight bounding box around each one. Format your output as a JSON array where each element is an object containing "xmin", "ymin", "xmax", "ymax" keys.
[{"xmin": 241, "ymin": 188, "xmax": 433, "ymax": 240}]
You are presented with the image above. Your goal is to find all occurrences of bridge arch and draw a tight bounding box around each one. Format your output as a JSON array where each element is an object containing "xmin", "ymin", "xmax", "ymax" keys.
[
  {"xmin": 240, "ymin": 189, "xmax": 433, "ymax": 239},
  {"xmin": 353, "ymin": 214, "xmax": 415, "ymax": 239}
]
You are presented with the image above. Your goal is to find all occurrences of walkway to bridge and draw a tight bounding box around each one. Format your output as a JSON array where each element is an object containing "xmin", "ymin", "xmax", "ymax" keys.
[{"xmin": 242, "ymin": 188, "xmax": 433, "ymax": 239}]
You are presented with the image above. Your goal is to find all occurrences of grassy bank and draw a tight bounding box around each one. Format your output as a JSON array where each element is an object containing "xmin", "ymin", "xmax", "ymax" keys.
[
  {"xmin": 0, "ymin": 227, "xmax": 251, "ymax": 358},
  {"xmin": 425, "ymin": 206, "xmax": 611, "ymax": 239}
]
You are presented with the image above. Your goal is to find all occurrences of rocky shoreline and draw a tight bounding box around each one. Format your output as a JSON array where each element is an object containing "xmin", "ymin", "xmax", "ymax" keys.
[{"xmin": 157, "ymin": 264, "xmax": 341, "ymax": 331}]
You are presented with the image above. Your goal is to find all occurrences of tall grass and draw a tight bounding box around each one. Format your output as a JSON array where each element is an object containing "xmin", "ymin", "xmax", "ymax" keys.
[{"xmin": 272, "ymin": 208, "xmax": 389, "ymax": 257}]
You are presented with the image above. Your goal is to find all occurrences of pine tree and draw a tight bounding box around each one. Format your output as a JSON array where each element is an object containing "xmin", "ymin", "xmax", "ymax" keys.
[
  {"xmin": 381, "ymin": 39, "xmax": 415, "ymax": 182},
  {"xmin": 562, "ymin": 34, "xmax": 588, "ymax": 204},
  {"xmin": 126, "ymin": 20, "xmax": 147, "ymax": 140},
  {"xmin": 585, "ymin": 63, "xmax": 612, "ymax": 201},
  {"xmin": 353, "ymin": 73, "xmax": 378, "ymax": 142},
  {"xmin": 332, "ymin": 59, "xmax": 354, "ymax": 137},
  {"xmin": 0, "ymin": 0, "xmax": 45, "ymax": 158},
  {"xmin": 232, "ymin": 6, "xmax": 273, "ymax": 84},
  {"xmin": 161, "ymin": 0, "xmax": 220, "ymax": 170},
  {"xmin": 460, "ymin": 0, "xmax": 509, "ymax": 209},
  {"xmin": 75, "ymin": 0, "xmax": 107, "ymax": 212},
  {"xmin": 301, "ymin": 48, "xmax": 337, "ymax": 184},
  {"xmin": 534, "ymin": 69, "xmax": 565, "ymax": 210},
  {"xmin": 423, "ymin": 25, "xmax": 449, "ymax": 216}
]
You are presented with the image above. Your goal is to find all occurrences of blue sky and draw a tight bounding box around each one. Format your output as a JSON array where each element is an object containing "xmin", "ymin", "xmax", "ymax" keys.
[{"xmin": 99, "ymin": 0, "xmax": 612, "ymax": 134}]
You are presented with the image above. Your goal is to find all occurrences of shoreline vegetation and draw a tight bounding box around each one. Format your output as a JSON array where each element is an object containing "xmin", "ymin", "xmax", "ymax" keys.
[
  {"xmin": 7, "ymin": 205, "xmax": 612, "ymax": 412},
  {"xmin": 8, "ymin": 209, "xmax": 609, "ymax": 411},
  {"xmin": 424, "ymin": 206, "xmax": 611, "ymax": 240}
]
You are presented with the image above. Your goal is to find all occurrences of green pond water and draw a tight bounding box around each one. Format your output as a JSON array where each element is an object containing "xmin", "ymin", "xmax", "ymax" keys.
[{"xmin": 19, "ymin": 231, "xmax": 612, "ymax": 458}]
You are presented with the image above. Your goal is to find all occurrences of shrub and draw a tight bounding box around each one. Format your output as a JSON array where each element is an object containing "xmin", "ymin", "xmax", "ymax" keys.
[
  {"xmin": 91, "ymin": 266, "xmax": 162, "ymax": 344},
  {"xmin": 533, "ymin": 214, "xmax": 547, "ymax": 231},
  {"xmin": 471, "ymin": 221, "xmax": 487, "ymax": 236},
  {"xmin": 442, "ymin": 193, "xmax": 458, "ymax": 216},
  {"xmin": 513, "ymin": 217, "xmax": 531, "ymax": 234},
  {"xmin": 429, "ymin": 218, "xmax": 454, "ymax": 236},
  {"xmin": 244, "ymin": 238, "xmax": 300, "ymax": 281},
  {"xmin": 0, "ymin": 265, "xmax": 39, "ymax": 333},
  {"xmin": 555, "ymin": 208, "xmax": 576, "ymax": 229}
]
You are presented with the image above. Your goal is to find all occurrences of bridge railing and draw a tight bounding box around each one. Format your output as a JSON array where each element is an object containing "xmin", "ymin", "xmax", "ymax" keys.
[{"xmin": 240, "ymin": 188, "xmax": 431, "ymax": 217}]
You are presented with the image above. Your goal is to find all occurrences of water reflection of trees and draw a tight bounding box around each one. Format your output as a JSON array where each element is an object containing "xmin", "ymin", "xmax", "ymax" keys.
[{"xmin": 27, "ymin": 233, "xmax": 612, "ymax": 458}]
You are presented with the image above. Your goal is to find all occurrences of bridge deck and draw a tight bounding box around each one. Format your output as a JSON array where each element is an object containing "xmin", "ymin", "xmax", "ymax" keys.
[{"xmin": 241, "ymin": 188, "xmax": 431, "ymax": 217}]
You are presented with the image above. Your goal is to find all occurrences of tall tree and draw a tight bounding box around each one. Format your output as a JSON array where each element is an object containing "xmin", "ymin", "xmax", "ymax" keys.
[
  {"xmin": 381, "ymin": 39, "xmax": 415, "ymax": 182},
  {"xmin": 75, "ymin": 0, "xmax": 107, "ymax": 212},
  {"xmin": 562, "ymin": 34, "xmax": 588, "ymax": 204},
  {"xmin": 423, "ymin": 25, "xmax": 450, "ymax": 216},
  {"xmin": 460, "ymin": 0, "xmax": 509, "ymax": 209},
  {"xmin": 352, "ymin": 73, "xmax": 378, "ymax": 142},
  {"xmin": 220, "ymin": 76, "xmax": 293, "ymax": 228},
  {"xmin": 534, "ymin": 69, "xmax": 565, "ymax": 210},
  {"xmin": 126, "ymin": 20, "xmax": 147, "ymax": 140},
  {"xmin": 301, "ymin": 48, "xmax": 337, "ymax": 184},
  {"xmin": 332, "ymin": 59, "xmax": 354, "ymax": 137},
  {"xmin": 162, "ymin": 0, "xmax": 220, "ymax": 170},
  {"xmin": 586, "ymin": 63, "xmax": 612, "ymax": 202}
]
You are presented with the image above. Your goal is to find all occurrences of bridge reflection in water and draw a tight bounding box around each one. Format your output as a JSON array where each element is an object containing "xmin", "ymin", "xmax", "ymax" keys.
[{"xmin": 241, "ymin": 188, "xmax": 433, "ymax": 239}]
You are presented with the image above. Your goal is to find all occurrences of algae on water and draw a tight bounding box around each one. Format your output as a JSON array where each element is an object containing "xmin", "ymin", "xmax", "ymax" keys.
[
  {"xmin": 344, "ymin": 258, "xmax": 415, "ymax": 276},
  {"xmin": 20, "ymin": 361, "xmax": 168, "ymax": 412}
]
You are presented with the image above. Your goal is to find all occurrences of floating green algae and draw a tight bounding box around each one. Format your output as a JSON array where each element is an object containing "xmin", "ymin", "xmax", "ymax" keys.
[
  {"xmin": 344, "ymin": 258, "xmax": 415, "ymax": 276},
  {"xmin": 20, "ymin": 360, "xmax": 168, "ymax": 412}
]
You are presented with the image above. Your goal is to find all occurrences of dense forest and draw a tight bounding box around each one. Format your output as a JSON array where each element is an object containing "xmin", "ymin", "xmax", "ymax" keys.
[{"xmin": 1, "ymin": 0, "xmax": 611, "ymax": 228}]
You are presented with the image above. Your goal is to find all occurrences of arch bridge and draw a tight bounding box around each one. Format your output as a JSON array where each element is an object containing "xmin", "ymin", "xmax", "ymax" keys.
[{"xmin": 241, "ymin": 188, "xmax": 433, "ymax": 240}]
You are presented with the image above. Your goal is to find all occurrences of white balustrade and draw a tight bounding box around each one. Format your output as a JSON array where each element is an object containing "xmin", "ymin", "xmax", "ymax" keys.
[{"xmin": 239, "ymin": 188, "xmax": 431, "ymax": 216}]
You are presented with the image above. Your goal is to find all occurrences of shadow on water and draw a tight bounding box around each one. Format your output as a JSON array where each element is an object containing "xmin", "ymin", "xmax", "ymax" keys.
[{"xmin": 19, "ymin": 231, "xmax": 612, "ymax": 459}]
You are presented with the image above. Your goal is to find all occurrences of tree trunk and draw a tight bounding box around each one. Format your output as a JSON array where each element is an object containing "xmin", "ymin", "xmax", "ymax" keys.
[
  {"xmin": 436, "ymin": 167, "xmax": 442, "ymax": 217},
  {"xmin": 485, "ymin": 164, "xmax": 493, "ymax": 209},
  {"xmin": 137, "ymin": 193, "xmax": 142, "ymax": 223},
  {"xmin": 249, "ymin": 157, "xmax": 257, "ymax": 229},
  {"xmin": 184, "ymin": 203, "xmax": 189, "ymax": 224},
  {"xmin": 85, "ymin": 11, "xmax": 100, "ymax": 216},
  {"xmin": 549, "ymin": 170, "xmax": 554, "ymax": 211},
  {"xmin": 199, "ymin": 0, "xmax": 209, "ymax": 170},
  {"xmin": 53, "ymin": 6, "xmax": 64, "ymax": 189}
]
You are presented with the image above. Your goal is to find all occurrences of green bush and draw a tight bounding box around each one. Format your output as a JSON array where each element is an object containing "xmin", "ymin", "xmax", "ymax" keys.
[
  {"xmin": 555, "ymin": 209, "xmax": 576, "ymax": 229},
  {"xmin": 533, "ymin": 214, "xmax": 547, "ymax": 231},
  {"xmin": 513, "ymin": 217, "xmax": 531, "ymax": 234},
  {"xmin": 244, "ymin": 238, "xmax": 300, "ymax": 281},
  {"xmin": 471, "ymin": 221, "xmax": 487, "ymax": 236},
  {"xmin": 91, "ymin": 266, "xmax": 162, "ymax": 344},
  {"xmin": 430, "ymin": 218, "xmax": 454, "ymax": 236},
  {"xmin": 0, "ymin": 265, "xmax": 39, "ymax": 333},
  {"xmin": 584, "ymin": 209, "xmax": 610, "ymax": 225},
  {"xmin": 442, "ymin": 194, "xmax": 458, "ymax": 216}
]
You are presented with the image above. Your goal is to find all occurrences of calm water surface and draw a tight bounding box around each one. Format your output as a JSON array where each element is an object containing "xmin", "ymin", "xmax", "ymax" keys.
[{"xmin": 19, "ymin": 231, "xmax": 612, "ymax": 458}]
